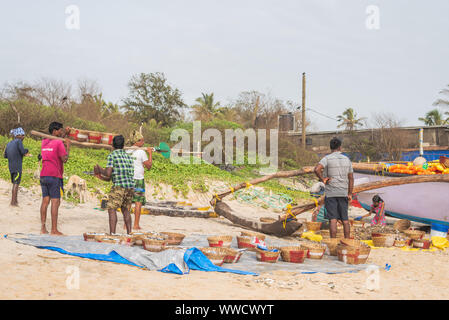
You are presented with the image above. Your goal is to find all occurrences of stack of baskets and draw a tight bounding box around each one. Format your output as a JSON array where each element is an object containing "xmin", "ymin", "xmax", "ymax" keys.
[
  {"xmin": 207, "ymin": 235, "xmax": 233, "ymax": 248},
  {"xmin": 280, "ymin": 246, "xmax": 307, "ymax": 263},
  {"xmin": 336, "ymin": 239, "xmax": 371, "ymax": 265},
  {"xmin": 300, "ymin": 242, "xmax": 326, "ymax": 260},
  {"xmin": 160, "ymin": 232, "xmax": 186, "ymax": 245},
  {"xmin": 68, "ymin": 128, "xmax": 89, "ymax": 143}
]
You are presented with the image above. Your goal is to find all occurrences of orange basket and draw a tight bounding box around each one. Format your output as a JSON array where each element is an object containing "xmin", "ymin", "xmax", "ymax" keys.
[
  {"xmin": 280, "ymin": 246, "xmax": 307, "ymax": 263},
  {"xmin": 207, "ymin": 235, "xmax": 233, "ymax": 248}
]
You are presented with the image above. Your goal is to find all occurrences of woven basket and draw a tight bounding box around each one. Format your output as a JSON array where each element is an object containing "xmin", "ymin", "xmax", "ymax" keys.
[
  {"xmin": 305, "ymin": 221, "xmax": 322, "ymax": 232},
  {"xmin": 300, "ymin": 242, "xmax": 326, "ymax": 260},
  {"xmin": 260, "ymin": 217, "xmax": 277, "ymax": 223},
  {"xmin": 440, "ymin": 156, "xmax": 449, "ymax": 168},
  {"xmin": 131, "ymin": 232, "xmax": 147, "ymax": 245},
  {"xmin": 240, "ymin": 231, "xmax": 266, "ymax": 241},
  {"xmin": 220, "ymin": 247, "xmax": 244, "ymax": 263},
  {"xmin": 118, "ymin": 234, "xmax": 136, "ymax": 246},
  {"xmin": 93, "ymin": 233, "xmax": 108, "ymax": 242},
  {"xmin": 349, "ymin": 219, "xmax": 365, "ymax": 228},
  {"xmin": 200, "ymin": 247, "xmax": 226, "ymax": 266},
  {"xmin": 393, "ymin": 239, "xmax": 408, "ymax": 248},
  {"xmin": 207, "ymin": 235, "xmax": 233, "ymax": 248},
  {"xmin": 142, "ymin": 238, "xmax": 167, "ymax": 252},
  {"xmin": 256, "ymin": 247, "xmax": 280, "ymax": 263},
  {"xmin": 321, "ymin": 238, "xmax": 341, "ymax": 256},
  {"xmin": 393, "ymin": 219, "xmax": 411, "ymax": 231},
  {"xmin": 339, "ymin": 239, "xmax": 365, "ymax": 247},
  {"xmin": 160, "ymin": 232, "xmax": 186, "ymax": 245},
  {"xmin": 88, "ymin": 131, "xmax": 102, "ymax": 144},
  {"xmin": 403, "ymin": 229, "xmax": 425, "ymax": 240},
  {"xmin": 280, "ymin": 246, "xmax": 307, "ymax": 263},
  {"xmin": 371, "ymin": 233, "xmax": 396, "ymax": 247},
  {"xmin": 83, "ymin": 233, "xmax": 99, "ymax": 242},
  {"xmin": 337, "ymin": 243, "xmax": 371, "ymax": 265},
  {"xmin": 412, "ymin": 239, "xmax": 431, "ymax": 249},
  {"xmin": 143, "ymin": 231, "xmax": 168, "ymax": 239},
  {"xmin": 236, "ymin": 236, "xmax": 257, "ymax": 251},
  {"xmin": 101, "ymin": 132, "xmax": 115, "ymax": 145},
  {"xmin": 98, "ymin": 237, "xmax": 121, "ymax": 244}
]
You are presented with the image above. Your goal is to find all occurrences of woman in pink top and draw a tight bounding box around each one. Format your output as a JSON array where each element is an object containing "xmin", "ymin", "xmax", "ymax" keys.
[
  {"xmin": 39, "ymin": 122, "xmax": 71, "ymax": 235},
  {"xmin": 359, "ymin": 195, "xmax": 387, "ymax": 226}
]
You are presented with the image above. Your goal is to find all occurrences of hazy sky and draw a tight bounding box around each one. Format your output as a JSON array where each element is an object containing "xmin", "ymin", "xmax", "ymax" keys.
[{"xmin": 1, "ymin": 0, "xmax": 448, "ymax": 131}]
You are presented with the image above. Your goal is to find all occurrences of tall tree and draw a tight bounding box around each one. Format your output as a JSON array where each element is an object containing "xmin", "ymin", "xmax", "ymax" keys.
[
  {"xmin": 337, "ymin": 108, "xmax": 366, "ymax": 131},
  {"xmin": 418, "ymin": 109, "xmax": 447, "ymax": 126},
  {"xmin": 192, "ymin": 93, "xmax": 221, "ymax": 121},
  {"xmin": 123, "ymin": 72, "xmax": 186, "ymax": 126}
]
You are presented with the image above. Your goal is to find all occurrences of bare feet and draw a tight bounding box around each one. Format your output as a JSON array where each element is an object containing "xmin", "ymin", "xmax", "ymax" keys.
[
  {"xmin": 10, "ymin": 203, "xmax": 19, "ymax": 207},
  {"xmin": 41, "ymin": 227, "xmax": 49, "ymax": 234},
  {"xmin": 133, "ymin": 226, "xmax": 142, "ymax": 230},
  {"xmin": 50, "ymin": 230, "xmax": 64, "ymax": 236}
]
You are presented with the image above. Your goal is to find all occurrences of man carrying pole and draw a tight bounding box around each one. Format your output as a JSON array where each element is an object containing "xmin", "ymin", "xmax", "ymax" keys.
[{"xmin": 126, "ymin": 130, "xmax": 152, "ymax": 231}]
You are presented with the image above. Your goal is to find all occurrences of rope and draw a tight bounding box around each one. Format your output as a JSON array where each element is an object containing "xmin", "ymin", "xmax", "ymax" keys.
[{"xmin": 282, "ymin": 204, "xmax": 296, "ymax": 229}]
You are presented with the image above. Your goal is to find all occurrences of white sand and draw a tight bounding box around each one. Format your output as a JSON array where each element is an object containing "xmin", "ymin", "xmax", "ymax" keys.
[{"xmin": 0, "ymin": 179, "xmax": 448, "ymax": 300}]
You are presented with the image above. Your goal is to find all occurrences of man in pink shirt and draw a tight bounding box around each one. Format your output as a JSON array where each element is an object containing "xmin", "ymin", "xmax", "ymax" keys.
[{"xmin": 39, "ymin": 122, "xmax": 71, "ymax": 235}]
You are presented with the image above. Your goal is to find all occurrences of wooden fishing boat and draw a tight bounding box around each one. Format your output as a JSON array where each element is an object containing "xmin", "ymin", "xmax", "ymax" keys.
[{"xmin": 353, "ymin": 163, "xmax": 449, "ymax": 227}]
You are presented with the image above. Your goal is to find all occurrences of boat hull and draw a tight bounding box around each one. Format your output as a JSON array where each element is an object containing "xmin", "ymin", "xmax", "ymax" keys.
[{"xmin": 354, "ymin": 172, "xmax": 449, "ymax": 226}]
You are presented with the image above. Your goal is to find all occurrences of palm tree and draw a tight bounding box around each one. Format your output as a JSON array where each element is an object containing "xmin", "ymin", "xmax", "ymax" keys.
[
  {"xmin": 433, "ymin": 85, "xmax": 449, "ymax": 108},
  {"xmin": 337, "ymin": 108, "xmax": 366, "ymax": 131},
  {"xmin": 192, "ymin": 93, "xmax": 221, "ymax": 121},
  {"xmin": 418, "ymin": 109, "xmax": 447, "ymax": 126}
]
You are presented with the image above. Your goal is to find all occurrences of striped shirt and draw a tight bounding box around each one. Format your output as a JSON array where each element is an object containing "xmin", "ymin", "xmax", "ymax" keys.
[
  {"xmin": 319, "ymin": 152, "xmax": 353, "ymax": 197},
  {"xmin": 106, "ymin": 149, "xmax": 135, "ymax": 188}
]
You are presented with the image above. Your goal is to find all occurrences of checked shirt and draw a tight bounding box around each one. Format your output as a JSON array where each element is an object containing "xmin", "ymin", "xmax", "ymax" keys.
[{"xmin": 106, "ymin": 149, "xmax": 135, "ymax": 188}]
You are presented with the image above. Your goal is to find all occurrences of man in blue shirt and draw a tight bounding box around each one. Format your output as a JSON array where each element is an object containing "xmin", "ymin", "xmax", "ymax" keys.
[{"xmin": 4, "ymin": 127, "xmax": 29, "ymax": 206}]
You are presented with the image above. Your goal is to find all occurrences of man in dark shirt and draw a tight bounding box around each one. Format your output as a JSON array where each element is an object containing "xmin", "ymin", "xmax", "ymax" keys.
[{"xmin": 4, "ymin": 127, "xmax": 29, "ymax": 206}]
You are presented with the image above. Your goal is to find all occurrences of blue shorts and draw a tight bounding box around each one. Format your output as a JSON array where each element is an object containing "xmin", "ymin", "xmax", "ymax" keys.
[{"xmin": 40, "ymin": 176, "xmax": 64, "ymax": 199}]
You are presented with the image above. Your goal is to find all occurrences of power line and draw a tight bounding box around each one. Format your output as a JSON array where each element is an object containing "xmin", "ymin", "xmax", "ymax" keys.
[{"xmin": 306, "ymin": 107, "xmax": 339, "ymax": 121}]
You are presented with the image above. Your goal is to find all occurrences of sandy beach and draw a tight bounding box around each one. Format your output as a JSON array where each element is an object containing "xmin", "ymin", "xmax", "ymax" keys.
[{"xmin": 1, "ymin": 179, "xmax": 448, "ymax": 300}]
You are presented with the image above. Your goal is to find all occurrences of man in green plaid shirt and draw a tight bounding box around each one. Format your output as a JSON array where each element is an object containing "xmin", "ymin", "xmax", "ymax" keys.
[{"xmin": 94, "ymin": 135, "xmax": 135, "ymax": 234}]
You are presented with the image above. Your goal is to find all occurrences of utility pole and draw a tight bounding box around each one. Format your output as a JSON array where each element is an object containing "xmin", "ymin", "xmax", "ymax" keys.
[{"xmin": 301, "ymin": 72, "xmax": 306, "ymax": 148}]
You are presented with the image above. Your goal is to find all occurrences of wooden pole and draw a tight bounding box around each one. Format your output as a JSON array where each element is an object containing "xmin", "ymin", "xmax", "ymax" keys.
[{"xmin": 301, "ymin": 72, "xmax": 306, "ymax": 148}]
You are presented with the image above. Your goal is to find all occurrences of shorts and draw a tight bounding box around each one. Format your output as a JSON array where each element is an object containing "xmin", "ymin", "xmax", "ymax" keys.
[
  {"xmin": 107, "ymin": 186, "xmax": 134, "ymax": 210},
  {"xmin": 324, "ymin": 197, "xmax": 349, "ymax": 221},
  {"xmin": 133, "ymin": 179, "xmax": 146, "ymax": 205},
  {"xmin": 40, "ymin": 176, "xmax": 64, "ymax": 199},
  {"xmin": 10, "ymin": 172, "xmax": 22, "ymax": 185}
]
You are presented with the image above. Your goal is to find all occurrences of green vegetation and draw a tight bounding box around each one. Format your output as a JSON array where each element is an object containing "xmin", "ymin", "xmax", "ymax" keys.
[{"xmin": 0, "ymin": 135, "xmax": 313, "ymax": 205}]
